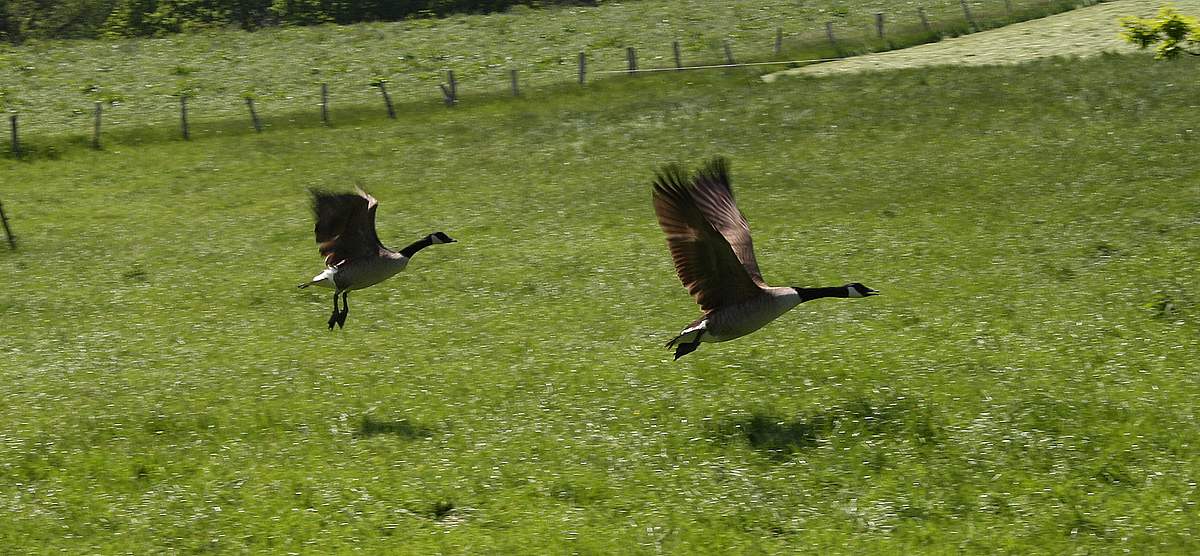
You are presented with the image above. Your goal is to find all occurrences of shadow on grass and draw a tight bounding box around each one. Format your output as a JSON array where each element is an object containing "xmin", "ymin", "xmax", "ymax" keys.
[
  {"xmin": 711, "ymin": 397, "xmax": 940, "ymax": 461},
  {"xmin": 355, "ymin": 415, "xmax": 435, "ymax": 439}
]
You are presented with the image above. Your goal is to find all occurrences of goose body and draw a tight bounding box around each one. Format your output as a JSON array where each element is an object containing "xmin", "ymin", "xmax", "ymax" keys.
[
  {"xmin": 652, "ymin": 157, "xmax": 877, "ymax": 359},
  {"xmin": 298, "ymin": 188, "xmax": 455, "ymax": 329},
  {"xmin": 306, "ymin": 251, "xmax": 410, "ymax": 292},
  {"xmin": 696, "ymin": 286, "xmax": 802, "ymax": 342}
]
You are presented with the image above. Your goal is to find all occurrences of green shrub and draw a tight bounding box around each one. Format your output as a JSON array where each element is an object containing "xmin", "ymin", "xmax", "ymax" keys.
[
  {"xmin": 1120, "ymin": 5, "xmax": 1200, "ymax": 60},
  {"xmin": 5, "ymin": 0, "xmax": 607, "ymax": 41}
]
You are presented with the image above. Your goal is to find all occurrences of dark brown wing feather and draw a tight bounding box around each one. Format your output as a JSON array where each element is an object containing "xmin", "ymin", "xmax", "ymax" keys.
[
  {"xmin": 653, "ymin": 158, "xmax": 765, "ymax": 312},
  {"xmin": 689, "ymin": 157, "xmax": 765, "ymax": 285},
  {"xmin": 310, "ymin": 188, "xmax": 383, "ymax": 267}
]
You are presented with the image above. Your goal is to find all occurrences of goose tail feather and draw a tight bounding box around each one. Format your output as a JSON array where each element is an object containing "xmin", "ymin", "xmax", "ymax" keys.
[{"xmin": 673, "ymin": 342, "xmax": 700, "ymax": 360}]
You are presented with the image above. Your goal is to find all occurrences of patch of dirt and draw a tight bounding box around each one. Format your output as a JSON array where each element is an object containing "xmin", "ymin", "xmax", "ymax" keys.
[{"xmin": 763, "ymin": 0, "xmax": 1200, "ymax": 81}]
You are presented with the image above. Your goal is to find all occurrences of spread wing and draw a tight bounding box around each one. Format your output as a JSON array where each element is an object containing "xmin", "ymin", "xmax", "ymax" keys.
[
  {"xmin": 652, "ymin": 157, "xmax": 765, "ymax": 312},
  {"xmin": 688, "ymin": 157, "xmax": 765, "ymax": 284},
  {"xmin": 310, "ymin": 188, "xmax": 382, "ymax": 267}
]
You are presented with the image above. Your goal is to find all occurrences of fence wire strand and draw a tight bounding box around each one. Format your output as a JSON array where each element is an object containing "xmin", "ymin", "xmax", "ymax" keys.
[{"xmin": 592, "ymin": 58, "xmax": 844, "ymax": 74}]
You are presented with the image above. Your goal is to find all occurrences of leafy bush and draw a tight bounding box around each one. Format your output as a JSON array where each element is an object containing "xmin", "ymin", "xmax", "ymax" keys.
[
  {"xmin": 2, "ymin": 0, "xmax": 606, "ymax": 42},
  {"xmin": 1120, "ymin": 5, "xmax": 1200, "ymax": 60},
  {"xmin": 0, "ymin": 0, "xmax": 115, "ymax": 41}
]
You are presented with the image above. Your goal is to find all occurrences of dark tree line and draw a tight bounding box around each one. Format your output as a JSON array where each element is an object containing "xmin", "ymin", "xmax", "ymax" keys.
[{"xmin": 0, "ymin": 0, "xmax": 601, "ymax": 42}]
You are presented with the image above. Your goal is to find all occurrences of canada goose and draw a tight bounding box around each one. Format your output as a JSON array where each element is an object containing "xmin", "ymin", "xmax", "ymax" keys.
[
  {"xmin": 298, "ymin": 188, "xmax": 456, "ymax": 329},
  {"xmin": 652, "ymin": 157, "xmax": 878, "ymax": 360}
]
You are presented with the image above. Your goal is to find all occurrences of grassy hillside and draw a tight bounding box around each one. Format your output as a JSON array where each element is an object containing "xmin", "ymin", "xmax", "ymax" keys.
[
  {"xmin": 2, "ymin": 48, "xmax": 1199, "ymax": 552},
  {"xmin": 0, "ymin": 0, "xmax": 1080, "ymax": 144}
]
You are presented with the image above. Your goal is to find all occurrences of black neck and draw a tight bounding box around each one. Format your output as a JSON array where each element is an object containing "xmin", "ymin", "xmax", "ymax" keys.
[
  {"xmin": 399, "ymin": 235, "xmax": 434, "ymax": 258},
  {"xmin": 793, "ymin": 286, "xmax": 847, "ymax": 302}
]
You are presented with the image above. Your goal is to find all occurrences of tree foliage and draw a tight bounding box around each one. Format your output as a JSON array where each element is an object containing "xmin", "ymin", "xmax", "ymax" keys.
[
  {"xmin": 1120, "ymin": 5, "xmax": 1200, "ymax": 60},
  {"xmin": 0, "ymin": 0, "xmax": 602, "ymax": 42}
]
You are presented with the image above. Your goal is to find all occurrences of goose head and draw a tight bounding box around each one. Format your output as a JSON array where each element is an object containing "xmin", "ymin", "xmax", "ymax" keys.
[
  {"xmin": 846, "ymin": 283, "xmax": 879, "ymax": 298},
  {"xmin": 429, "ymin": 232, "xmax": 457, "ymax": 244}
]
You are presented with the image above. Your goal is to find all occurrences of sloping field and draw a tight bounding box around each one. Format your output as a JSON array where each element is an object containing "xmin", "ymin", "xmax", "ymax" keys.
[
  {"xmin": 2, "ymin": 51, "xmax": 1198, "ymax": 552},
  {"xmin": 3, "ymin": 0, "xmax": 1200, "ymax": 552},
  {"xmin": 0, "ymin": 0, "xmax": 1078, "ymax": 142},
  {"xmin": 765, "ymin": 0, "xmax": 1200, "ymax": 79}
]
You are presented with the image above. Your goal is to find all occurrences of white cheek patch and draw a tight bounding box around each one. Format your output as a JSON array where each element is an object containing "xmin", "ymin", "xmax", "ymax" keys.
[{"xmin": 848, "ymin": 286, "xmax": 862, "ymax": 298}]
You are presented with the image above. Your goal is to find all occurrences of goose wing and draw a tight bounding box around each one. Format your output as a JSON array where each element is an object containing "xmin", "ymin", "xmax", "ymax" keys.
[
  {"xmin": 310, "ymin": 188, "xmax": 383, "ymax": 267},
  {"xmin": 653, "ymin": 157, "xmax": 765, "ymax": 312},
  {"xmin": 688, "ymin": 157, "xmax": 765, "ymax": 285}
]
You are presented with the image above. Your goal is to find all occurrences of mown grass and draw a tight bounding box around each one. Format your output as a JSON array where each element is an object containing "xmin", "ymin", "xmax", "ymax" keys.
[
  {"xmin": 1, "ymin": 49, "xmax": 1198, "ymax": 552},
  {"xmin": 0, "ymin": 0, "xmax": 1088, "ymax": 144}
]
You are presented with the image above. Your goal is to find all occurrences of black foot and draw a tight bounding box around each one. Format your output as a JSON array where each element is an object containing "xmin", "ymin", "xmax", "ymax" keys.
[
  {"xmin": 327, "ymin": 311, "xmax": 339, "ymax": 330},
  {"xmin": 334, "ymin": 309, "xmax": 348, "ymax": 329},
  {"xmin": 673, "ymin": 341, "xmax": 700, "ymax": 360}
]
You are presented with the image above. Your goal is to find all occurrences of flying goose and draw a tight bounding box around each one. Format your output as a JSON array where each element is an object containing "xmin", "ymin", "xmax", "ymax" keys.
[
  {"xmin": 298, "ymin": 188, "xmax": 456, "ymax": 329},
  {"xmin": 652, "ymin": 157, "xmax": 878, "ymax": 360}
]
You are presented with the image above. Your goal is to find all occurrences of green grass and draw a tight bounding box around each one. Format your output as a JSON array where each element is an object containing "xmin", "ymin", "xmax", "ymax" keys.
[
  {"xmin": 2, "ymin": 49, "xmax": 1199, "ymax": 552},
  {"xmin": 0, "ymin": 0, "xmax": 1085, "ymax": 144}
]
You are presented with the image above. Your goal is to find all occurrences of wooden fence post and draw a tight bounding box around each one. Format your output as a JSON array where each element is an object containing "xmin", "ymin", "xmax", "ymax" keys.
[
  {"xmin": 578, "ymin": 51, "xmax": 586, "ymax": 85},
  {"xmin": 320, "ymin": 83, "xmax": 329, "ymax": 126},
  {"xmin": 245, "ymin": 98, "xmax": 262, "ymax": 133},
  {"xmin": 8, "ymin": 114, "xmax": 18, "ymax": 155},
  {"xmin": 626, "ymin": 47, "xmax": 637, "ymax": 74},
  {"xmin": 510, "ymin": 69, "xmax": 520, "ymax": 97},
  {"xmin": 875, "ymin": 12, "xmax": 885, "ymax": 39},
  {"xmin": 918, "ymin": 7, "xmax": 932, "ymax": 33},
  {"xmin": 0, "ymin": 200, "xmax": 14, "ymax": 250},
  {"xmin": 377, "ymin": 82, "xmax": 395, "ymax": 118},
  {"xmin": 774, "ymin": 28, "xmax": 783, "ymax": 55},
  {"xmin": 723, "ymin": 40, "xmax": 735, "ymax": 65},
  {"xmin": 92, "ymin": 102, "xmax": 102, "ymax": 149},
  {"xmin": 960, "ymin": 0, "xmax": 977, "ymax": 30},
  {"xmin": 438, "ymin": 71, "xmax": 457, "ymax": 106},
  {"xmin": 179, "ymin": 96, "xmax": 190, "ymax": 140},
  {"xmin": 672, "ymin": 41, "xmax": 682, "ymax": 69},
  {"xmin": 8, "ymin": 114, "xmax": 17, "ymax": 156},
  {"xmin": 825, "ymin": 22, "xmax": 839, "ymax": 55}
]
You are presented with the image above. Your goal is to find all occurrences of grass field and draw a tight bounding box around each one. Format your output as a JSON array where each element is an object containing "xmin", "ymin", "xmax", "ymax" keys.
[
  {"xmin": 2, "ymin": 33, "xmax": 1200, "ymax": 553},
  {"xmin": 0, "ymin": 0, "xmax": 1081, "ymax": 144},
  {"xmin": 768, "ymin": 0, "xmax": 1200, "ymax": 77}
]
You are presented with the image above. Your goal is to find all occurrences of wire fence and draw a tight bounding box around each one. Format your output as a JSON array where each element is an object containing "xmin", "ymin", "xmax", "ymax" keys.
[{"xmin": 0, "ymin": 0, "xmax": 1108, "ymax": 156}]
